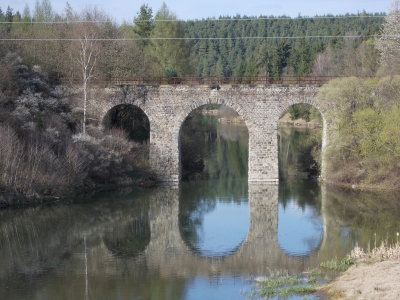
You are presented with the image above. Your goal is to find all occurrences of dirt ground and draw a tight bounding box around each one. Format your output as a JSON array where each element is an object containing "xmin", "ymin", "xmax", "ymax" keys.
[{"xmin": 323, "ymin": 260, "xmax": 400, "ymax": 299}]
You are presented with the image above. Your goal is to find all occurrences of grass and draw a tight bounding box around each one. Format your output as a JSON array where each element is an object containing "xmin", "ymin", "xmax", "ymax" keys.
[
  {"xmin": 320, "ymin": 256, "xmax": 356, "ymax": 272},
  {"xmin": 256, "ymin": 273, "xmax": 317, "ymax": 299},
  {"xmin": 253, "ymin": 236, "xmax": 400, "ymax": 299},
  {"xmin": 350, "ymin": 240, "xmax": 400, "ymax": 261}
]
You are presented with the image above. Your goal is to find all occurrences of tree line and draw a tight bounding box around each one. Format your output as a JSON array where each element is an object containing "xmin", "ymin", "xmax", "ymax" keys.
[{"xmin": 0, "ymin": 1, "xmax": 388, "ymax": 82}]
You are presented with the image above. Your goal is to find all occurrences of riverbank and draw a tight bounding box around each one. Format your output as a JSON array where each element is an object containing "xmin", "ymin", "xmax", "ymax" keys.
[
  {"xmin": 321, "ymin": 178, "xmax": 400, "ymax": 192},
  {"xmin": 0, "ymin": 175, "xmax": 156, "ymax": 209},
  {"xmin": 322, "ymin": 242, "xmax": 400, "ymax": 299},
  {"xmin": 323, "ymin": 260, "xmax": 400, "ymax": 299}
]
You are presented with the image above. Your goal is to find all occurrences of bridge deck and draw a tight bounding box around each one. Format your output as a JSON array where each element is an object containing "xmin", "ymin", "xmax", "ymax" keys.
[{"xmin": 61, "ymin": 75, "xmax": 338, "ymax": 86}]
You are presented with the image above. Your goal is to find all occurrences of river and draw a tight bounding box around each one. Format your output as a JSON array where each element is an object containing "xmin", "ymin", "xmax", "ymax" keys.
[{"xmin": 1, "ymin": 110, "xmax": 399, "ymax": 299}]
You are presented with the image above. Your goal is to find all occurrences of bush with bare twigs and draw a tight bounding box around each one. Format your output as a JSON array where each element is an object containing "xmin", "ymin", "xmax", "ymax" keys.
[{"xmin": 0, "ymin": 54, "xmax": 152, "ymax": 205}]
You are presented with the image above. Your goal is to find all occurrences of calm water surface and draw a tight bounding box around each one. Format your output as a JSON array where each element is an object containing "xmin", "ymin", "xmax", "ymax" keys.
[{"xmin": 1, "ymin": 116, "xmax": 400, "ymax": 300}]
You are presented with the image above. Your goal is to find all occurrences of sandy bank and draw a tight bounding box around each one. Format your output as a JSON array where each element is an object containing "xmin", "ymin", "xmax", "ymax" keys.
[{"xmin": 324, "ymin": 260, "xmax": 400, "ymax": 299}]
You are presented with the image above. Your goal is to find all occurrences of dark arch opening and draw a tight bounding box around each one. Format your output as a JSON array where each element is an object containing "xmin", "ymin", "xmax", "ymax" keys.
[
  {"xmin": 278, "ymin": 103, "xmax": 323, "ymax": 180},
  {"xmin": 103, "ymin": 104, "xmax": 150, "ymax": 144}
]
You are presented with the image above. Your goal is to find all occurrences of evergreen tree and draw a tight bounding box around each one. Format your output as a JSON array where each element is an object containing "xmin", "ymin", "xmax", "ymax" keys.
[
  {"xmin": 149, "ymin": 3, "xmax": 192, "ymax": 77},
  {"xmin": 5, "ymin": 6, "xmax": 13, "ymax": 32},
  {"xmin": 291, "ymin": 39, "xmax": 312, "ymax": 75},
  {"xmin": 270, "ymin": 41, "xmax": 291, "ymax": 78},
  {"xmin": 214, "ymin": 58, "xmax": 225, "ymax": 77},
  {"xmin": 134, "ymin": 4, "xmax": 154, "ymax": 39}
]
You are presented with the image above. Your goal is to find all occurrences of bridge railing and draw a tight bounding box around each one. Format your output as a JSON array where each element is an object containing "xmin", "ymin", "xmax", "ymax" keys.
[{"xmin": 60, "ymin": 76, "xmax": 339, "ymax": 86}]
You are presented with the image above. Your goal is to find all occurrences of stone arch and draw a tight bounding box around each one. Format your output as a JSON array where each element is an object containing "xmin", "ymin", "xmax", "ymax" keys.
[
  {"xmin": 177, "ymin": 98, "xmax": 253, "ymax": 133},
  {"xmin": 102, "ymin": 103, "xmax": 151, "ymax": 144},
  {"xmin": 178, "ymin": 101, "xmax": 250, "ymax": 180},
  {"xmin": 275, "ymin": 98, "xmax": 328, "ymax": 180},
  {"xmin": 275, "ymin": 98, "xmax": 326, "ymax": 125}
]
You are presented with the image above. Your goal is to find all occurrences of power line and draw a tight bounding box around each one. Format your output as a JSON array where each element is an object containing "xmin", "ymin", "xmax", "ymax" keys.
[
  {"xmin": 1, "ymin": 34, "xmax": 397, "ymax": 41},
  {"xmin": 0, "ymin": 14, "xmax": 390, "ymax": 25}
]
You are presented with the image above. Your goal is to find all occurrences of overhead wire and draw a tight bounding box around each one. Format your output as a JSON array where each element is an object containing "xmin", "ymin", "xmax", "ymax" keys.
[
  {"xmin": 2, "ymin": 35, "xmax": 400, "ymax": 42},
  {"xmin": 0, "ymin": 14, "xmax": 391, "ymax": 24},
  {"xmin": 0, "ymin": 13, "xmax": 394, "ymax": 41}
]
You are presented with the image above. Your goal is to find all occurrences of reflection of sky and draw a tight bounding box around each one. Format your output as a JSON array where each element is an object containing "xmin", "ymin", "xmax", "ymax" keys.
[
  {"xmin": 184, "ymin": 276, "xmax": 250, "ymax": 300},
  {"xmin": 191, "ymin": 200, "xmax": 249, "ymax": 257},
  {"xmin": 278, "ymin": 199, "xmax": 323, "ymax": 256}
]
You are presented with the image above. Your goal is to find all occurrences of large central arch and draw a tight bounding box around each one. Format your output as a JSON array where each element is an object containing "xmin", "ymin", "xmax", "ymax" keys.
[{"xmin": 178, "ymin": 102, "xmax": 249, "ymax": 180}]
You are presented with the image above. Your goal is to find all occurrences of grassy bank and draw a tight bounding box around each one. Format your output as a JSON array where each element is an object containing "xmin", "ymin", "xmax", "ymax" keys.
[
  {"xmin": 251, "ymin": 239, "xmax": 400, "ymax": 299},
  {"xmin": 323, "ymin": 241, "xmax": 400, "ymax": 299}
]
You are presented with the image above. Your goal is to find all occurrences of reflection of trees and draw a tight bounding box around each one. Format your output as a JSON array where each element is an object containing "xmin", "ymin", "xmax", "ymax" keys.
[
  {"xmin": 324, "ymin": 185, "xmax": 400, "ymax": 247},
  {"xmin": 279, "ymin": 179, "xmax": 322, "ymax": 212},
  {"xmin": 0, "ymin": 188, "xmax": 152, "ymax": 298},
  {"xmin": 180, "ymin": 105, "xmax": 248, "ymax": 180},
  {"xmin": 179, "ymin": 178, "xmax": 248, "ymax": 254},
  {"xmin": 278, "ymin": 126, "xmax": 322, "ymax": 180}
]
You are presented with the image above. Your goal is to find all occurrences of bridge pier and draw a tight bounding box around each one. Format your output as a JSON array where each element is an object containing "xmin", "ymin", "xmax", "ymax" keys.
[
  {"xmin": 149, "ymin": 129, "xmax": 180, "ymax": 182},
  {"xmin": 248, "ymin": 128, "xmax": 279, "ymax": 182}
]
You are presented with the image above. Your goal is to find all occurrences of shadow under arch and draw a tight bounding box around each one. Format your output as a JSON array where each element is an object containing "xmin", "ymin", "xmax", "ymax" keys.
[{"xmin": 102, "ymin": 103, "xmax": 150, "ymax": 144}]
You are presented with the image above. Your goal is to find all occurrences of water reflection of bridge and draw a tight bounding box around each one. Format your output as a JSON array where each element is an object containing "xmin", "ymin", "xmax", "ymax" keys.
[
  {"xmin": 141, "ymin": 183, "xmax": 338, "ymax": 276},
  {"xmin": 0, "ymin": 184, "xmax": 342, "ymax": 289}
]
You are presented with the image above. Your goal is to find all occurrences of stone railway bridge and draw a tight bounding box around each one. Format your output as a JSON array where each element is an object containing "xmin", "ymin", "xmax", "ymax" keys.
[{"xmin": 86, "ymin": 84, "xmax": 330, "ymax": 182}]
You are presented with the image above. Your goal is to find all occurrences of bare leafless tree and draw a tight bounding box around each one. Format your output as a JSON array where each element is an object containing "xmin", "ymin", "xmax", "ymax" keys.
[{"xmin": 70, "ymin": 10, "xmax": 102, "ymax": 134}]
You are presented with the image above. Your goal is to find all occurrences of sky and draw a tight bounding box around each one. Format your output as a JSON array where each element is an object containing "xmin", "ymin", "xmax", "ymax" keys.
[{"xmin": 1, "ymin": 0, "xmax": 393, "ymax": 23}]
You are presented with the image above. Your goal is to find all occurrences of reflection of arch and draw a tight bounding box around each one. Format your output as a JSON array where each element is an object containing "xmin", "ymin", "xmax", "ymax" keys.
[
  {"xmin": 103, "ymin": 104, "xmax": 150, "ymax": 143},
  {"xmin": 277, "ymin": 200, "xmax": 324, "ymax": 257},
  {"xmin": 276, "ymin": 180, "xmax": 324, "ymax": 257},
  {"xmin": 145, "ymin": 183, "xmax": 319, "ymax": 274},
  {"xmin": 103, "ymin": 217, "xmax": 151, "ymax": 259},
  {"xmin": 178, "ymin": 180, "xmax": 249, "ymax": 258}
]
